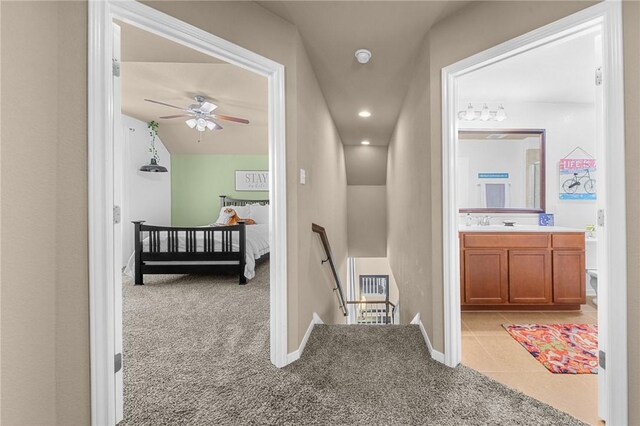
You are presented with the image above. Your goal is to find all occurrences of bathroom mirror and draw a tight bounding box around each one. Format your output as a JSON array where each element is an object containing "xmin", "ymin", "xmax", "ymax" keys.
[{"xmin": 458, "ymin": 129, "xmax": 546, "ymax": 213}]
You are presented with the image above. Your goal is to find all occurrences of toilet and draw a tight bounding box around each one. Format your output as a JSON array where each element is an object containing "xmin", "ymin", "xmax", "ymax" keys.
[
  {"xmin": 586, "ymin": 238, "xmax": 598, "ymax": 305},
  {"xmin": 586, "ymin": 269, "xmax": 598, "ymax": 305}
]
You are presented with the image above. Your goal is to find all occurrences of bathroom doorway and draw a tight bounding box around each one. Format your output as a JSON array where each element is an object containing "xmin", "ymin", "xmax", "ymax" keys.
[{"xmin": 441, "ymin": 3, "xmax": 627, "ymax": 425}]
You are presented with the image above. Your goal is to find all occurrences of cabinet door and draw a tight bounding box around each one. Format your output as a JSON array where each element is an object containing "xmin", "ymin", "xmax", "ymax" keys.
[
  {"xmin": 463, "ymin": 249, "xmax": 508, "ymax": 304},
  {"xmin": 553, "ymin": 250, "xmax": 586, "ymax": 304},
  {"xmin": 509, "ymin": 249, "xmax": 552, "ymax": 304}
]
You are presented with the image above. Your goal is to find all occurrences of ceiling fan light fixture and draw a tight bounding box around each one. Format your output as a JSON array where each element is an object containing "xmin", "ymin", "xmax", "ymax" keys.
[
  {"xmin": 206, "ymin": 120, "xmax": 216, "ymax": 130},
  {"xmin": 186, "ymin": 118, "xmax": 197, "ymax": 128}
]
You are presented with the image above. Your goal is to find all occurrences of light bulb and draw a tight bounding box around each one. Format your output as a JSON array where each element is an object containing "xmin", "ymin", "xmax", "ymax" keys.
[
  {"xmin": 196, "ymin": 118, "xmax": 207, "ymax": 128},
  {"xmin": 480, "ymin": 103, "xmax": 490, "ymax": 121},
  {"xmin": 496, "ymin": 104, "xmax": 507, "ymax": 122},
  {"xmin": 464, "ymin": 103, "xmax": 476, "ymax": 120}
]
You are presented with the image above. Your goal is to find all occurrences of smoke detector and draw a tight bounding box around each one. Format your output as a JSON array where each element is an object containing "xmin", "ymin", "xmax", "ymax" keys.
[{"xmin": 355, "ymin": 49, "xmax": 372, "ymax": 64}]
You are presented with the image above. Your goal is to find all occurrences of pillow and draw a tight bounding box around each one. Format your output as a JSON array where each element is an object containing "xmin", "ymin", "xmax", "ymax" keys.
[
  {"xmin": 249, "ymin": 203, "xmax": 269, "ymax": 224},
  {"xmin": 215, "ymin": 205, "xmax": 250, "ymax": 224}
]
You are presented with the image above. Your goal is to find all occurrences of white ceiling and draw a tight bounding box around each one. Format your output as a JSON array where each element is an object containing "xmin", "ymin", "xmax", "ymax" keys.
[
  {"xmin": 119, "ymin": 21, "xmax": 268, "ymax": 155},
  {"xmin": 258, "ymin": 1, "xmax": 468, "ymax": 147},
  {"xmin": 458, "ymin": 29, "xmax": 599, "ymax": 105}
]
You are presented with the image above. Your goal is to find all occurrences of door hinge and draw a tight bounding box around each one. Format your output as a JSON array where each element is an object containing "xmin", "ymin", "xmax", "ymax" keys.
[
  {"xmin": 115, "ymin": 353, "xmax": 122, "ymax": 373},
  {"xmin": 113, "ymin": 205, "xmax": 121, "ymax": 224},
  {"xmin": 112, "ymin": 58, "xmax": 121, "ymax": 77},
  {"xmin": 595, "ymin": 67, "xmax": 602, "ymax": 86},
  {"xmin": 599, "ymin": 350, "xmax": 606, "ymax": 369},
  {"xmin": 597, "ymin": 209, "xmax": 605, "ymax": 227}
]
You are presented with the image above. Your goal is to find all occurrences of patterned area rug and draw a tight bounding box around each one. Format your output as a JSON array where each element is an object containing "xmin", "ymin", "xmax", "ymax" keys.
[{"xmin": 503, "ymin": 324, "xmax": 598, "ymax": 374}]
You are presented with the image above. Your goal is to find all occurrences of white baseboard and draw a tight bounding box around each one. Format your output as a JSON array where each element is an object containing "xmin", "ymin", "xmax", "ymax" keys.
[
  {"xmin": 286, "ymin": 312, "xmax": 323, "ymax": 364},
  {"xmin": 410, "ymin": 313, "xmax": 446, "ymax": 364}
]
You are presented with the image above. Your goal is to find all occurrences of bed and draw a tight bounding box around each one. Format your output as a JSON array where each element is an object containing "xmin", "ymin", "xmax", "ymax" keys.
[{"xmin": 129, "ymin": 195, "xmax": 269, "ymax": 285}]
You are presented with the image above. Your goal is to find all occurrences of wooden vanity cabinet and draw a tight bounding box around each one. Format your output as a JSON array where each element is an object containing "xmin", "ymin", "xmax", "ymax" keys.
[{"xmin": 460, "ymin": 232, "xmax": 585, "ymax": 310}]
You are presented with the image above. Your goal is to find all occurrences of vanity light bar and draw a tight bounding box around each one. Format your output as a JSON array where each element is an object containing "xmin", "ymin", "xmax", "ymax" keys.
[{"xmin": 458, "ymin": 103, "xmax": 507, "ymax": 122}]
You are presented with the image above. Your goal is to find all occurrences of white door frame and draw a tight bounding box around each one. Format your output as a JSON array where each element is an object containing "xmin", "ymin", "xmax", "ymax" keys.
[
  {"xmin": 441, "ymin": 2, "xmax": 627, "ymax": 425},
  {"xmin": 88, "ymin": 1, "xmax": 288, "ymax": 425}
]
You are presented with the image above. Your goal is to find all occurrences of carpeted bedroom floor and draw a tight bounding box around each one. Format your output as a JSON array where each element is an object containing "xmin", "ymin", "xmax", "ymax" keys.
[{"xmin": 122, "ymin": 261, "xmax": 586, "ymax": 425}]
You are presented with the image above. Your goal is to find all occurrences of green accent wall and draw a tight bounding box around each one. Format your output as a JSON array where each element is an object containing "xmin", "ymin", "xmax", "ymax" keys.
[{"xmin": 171, "ymin": 155, "xmax": 269, "ymax": 226}]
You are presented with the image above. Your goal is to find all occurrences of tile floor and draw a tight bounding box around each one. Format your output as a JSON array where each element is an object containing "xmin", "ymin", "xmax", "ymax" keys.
[{"xmin": 461, "ymin": 299, "xmax": 601, "ymax": 425}]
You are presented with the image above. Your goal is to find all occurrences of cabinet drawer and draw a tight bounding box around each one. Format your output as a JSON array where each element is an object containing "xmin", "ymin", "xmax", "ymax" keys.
[
  {"xmin": 463, "ymin": 233, "xmax": 549, "ymax": 249},
  {"xmin": 552, "ymin": 233, "xmax": 585, "ymax": 249}
]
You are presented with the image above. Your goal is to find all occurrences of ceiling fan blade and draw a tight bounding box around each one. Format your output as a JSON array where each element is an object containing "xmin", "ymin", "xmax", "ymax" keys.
[
  {"xmin": 144, "ymin": 99, "xmax": 189, "ymax": 111},
  {"xmin": 212, "ymin": 114, "xmax": 250, "ymax": 124},
  {"xmin": 160, "ymin": 114, "xmax": 192, "ymax": 119},
  {"xmin": 199, "ymin": 102, "xmax": 218, "ymax": 114},
  {"xmin": 205, "ymin": 120, "xmax": 223, "ymax": 131}
]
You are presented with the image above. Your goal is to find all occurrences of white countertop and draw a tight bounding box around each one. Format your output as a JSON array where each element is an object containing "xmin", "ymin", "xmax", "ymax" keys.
[{"xmin": 459, "ymin": 224, "xmax": 585, "ymax": 233}]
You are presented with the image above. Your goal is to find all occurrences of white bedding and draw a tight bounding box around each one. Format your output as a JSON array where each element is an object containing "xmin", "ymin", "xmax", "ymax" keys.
[{"xmin": 125, "ymin": 224, "xmax": 269, "ymax": 280}]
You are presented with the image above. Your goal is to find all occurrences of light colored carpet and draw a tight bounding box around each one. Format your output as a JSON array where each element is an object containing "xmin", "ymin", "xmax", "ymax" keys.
[{"xmin": 122, "ymin": 262, "xmax": 585, "ymax": 425}]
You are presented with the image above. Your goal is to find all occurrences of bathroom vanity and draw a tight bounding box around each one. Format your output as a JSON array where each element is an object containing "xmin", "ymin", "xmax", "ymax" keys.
[{"xmin": 460, "ymin": 226, "xmax": 585, "ymax": 310}]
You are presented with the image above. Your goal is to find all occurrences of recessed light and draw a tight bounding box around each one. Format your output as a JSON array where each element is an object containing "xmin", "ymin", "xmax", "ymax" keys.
[
  {"xmin": 361, "ymin": 140, "xmax": 370, "ymax": 145},
  {"xmin": 358, "ymin": 111, "xmax": 371, "ymax": 118}
]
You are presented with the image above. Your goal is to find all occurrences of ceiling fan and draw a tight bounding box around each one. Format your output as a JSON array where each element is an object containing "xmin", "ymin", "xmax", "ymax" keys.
[{"xmin": 144, "ymin": 95, "xmax": 250, "ymax": 132}]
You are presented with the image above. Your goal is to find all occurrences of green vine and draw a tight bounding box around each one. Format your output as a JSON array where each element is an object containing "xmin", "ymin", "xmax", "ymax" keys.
[{"xmin": 147, "ymin": 120, "xmax": 160, "ymax": 162}]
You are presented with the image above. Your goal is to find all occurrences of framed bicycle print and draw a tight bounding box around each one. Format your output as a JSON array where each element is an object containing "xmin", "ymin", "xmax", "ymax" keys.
[{"xmin": 559, "ymin": 158, "xmax": 596, "ymax": 200}]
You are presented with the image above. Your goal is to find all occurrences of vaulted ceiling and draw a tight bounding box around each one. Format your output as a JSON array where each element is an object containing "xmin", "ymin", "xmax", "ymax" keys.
[{"xmin": 119, "ymin": 21, "xmax": 268, "ymax": 155}]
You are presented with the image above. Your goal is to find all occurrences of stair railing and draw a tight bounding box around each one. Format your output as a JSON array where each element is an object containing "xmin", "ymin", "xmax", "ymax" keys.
[
  {"xmin": 346, "ymin": 300, "xmax": 396, "ymax": 324},
  {"xmin": 312, "ymin": 223, "xmax": 348, "ymax": 316}
]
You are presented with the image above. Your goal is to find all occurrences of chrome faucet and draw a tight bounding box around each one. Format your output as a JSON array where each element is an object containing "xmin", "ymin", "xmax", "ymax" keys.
[{"xmin": 478, "ymin": 215, "xmax": 491, "ymax": 226}]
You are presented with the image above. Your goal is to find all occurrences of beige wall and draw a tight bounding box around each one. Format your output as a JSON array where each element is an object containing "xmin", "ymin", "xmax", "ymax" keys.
[
  {"xmin": 294, "ymin": 31, "xmax": 350, "ymax": 330},
  {"xmin": 386, "ymin": 29, "xmax": 434, "ymax": 330},
  {"xmin": 344, "ymin": 145, "xmax": 388, "ymax": 185},
  {"xmin": 1, "ymin": 2, "xmax": 90, "ymax": 425},
  {"xmin": 1, "ymin": 1, "xmax": 348, "ymax": 424},
  {"xmin": 347, "ymin": 185, "xmax": 387, "ymax": 257},
  {"xmin": 623, "ymin": 2, "xmax": 640, "ymax": 422}
]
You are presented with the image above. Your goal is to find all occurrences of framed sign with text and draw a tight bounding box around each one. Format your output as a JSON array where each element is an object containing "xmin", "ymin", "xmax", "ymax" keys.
[
  {"xmin": 235, "ymin": 170, "xmax": 269, "ymax": 191},
  {"xmin": 559, "ymin": 158, "xmax": 596, "ymax": 200}
]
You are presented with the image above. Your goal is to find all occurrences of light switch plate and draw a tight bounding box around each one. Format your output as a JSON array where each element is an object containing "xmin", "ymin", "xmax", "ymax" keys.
[{"xmin": 299, "ymin": 169, "xmax": 307, "ymax": 185}]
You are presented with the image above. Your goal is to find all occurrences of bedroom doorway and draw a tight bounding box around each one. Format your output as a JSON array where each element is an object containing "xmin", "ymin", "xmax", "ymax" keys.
[
  {"xmin": 441, "ymin": 2, "xmax": 626, "ymax": 425},
  {"xmin": 89, "ymin": 2, "xmax": 287, "ymax": 425}
]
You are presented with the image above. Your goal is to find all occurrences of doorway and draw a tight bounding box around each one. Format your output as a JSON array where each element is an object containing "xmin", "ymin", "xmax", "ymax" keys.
[
  {"xmin": 88, "ymin": 1, "xmax": 288, "ymax": 425},
  {"xmin": 441, "ymin": 3, "xmax": 626, "ymax": 425}
]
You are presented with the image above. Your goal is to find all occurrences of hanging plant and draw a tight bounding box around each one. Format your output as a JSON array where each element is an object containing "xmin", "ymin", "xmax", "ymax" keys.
[{"xmin": 147, "ymin": 120, "xmax": 160, "ymax": 162}]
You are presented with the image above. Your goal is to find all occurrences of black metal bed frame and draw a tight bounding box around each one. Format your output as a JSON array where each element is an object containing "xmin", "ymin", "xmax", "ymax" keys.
[{"xmin": 133, "ymin": 195, "xmax": 269, "ymax": 285}]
